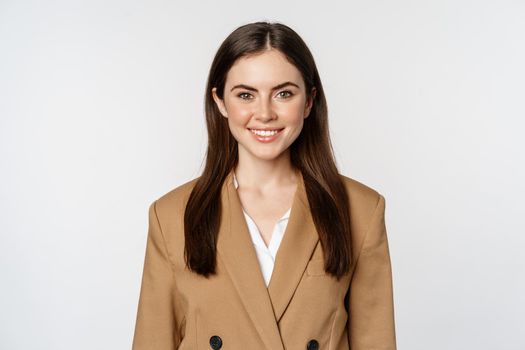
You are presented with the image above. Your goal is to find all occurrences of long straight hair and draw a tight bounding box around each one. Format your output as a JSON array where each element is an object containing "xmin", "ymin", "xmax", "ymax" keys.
[{"xmin": 184, "ymin": 21, "xmax": 352, "ymax": 280}]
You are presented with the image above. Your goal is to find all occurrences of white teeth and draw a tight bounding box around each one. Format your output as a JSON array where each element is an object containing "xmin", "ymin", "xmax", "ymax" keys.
[{"xmin": 250, "ymin": 129, "xmax": 281, "ymax": 136}]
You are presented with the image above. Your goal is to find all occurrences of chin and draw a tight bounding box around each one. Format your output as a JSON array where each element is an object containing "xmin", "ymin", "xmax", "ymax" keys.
[{"xmin": 251, "ymin": 148, "xmax": 288, "ymax": 161}]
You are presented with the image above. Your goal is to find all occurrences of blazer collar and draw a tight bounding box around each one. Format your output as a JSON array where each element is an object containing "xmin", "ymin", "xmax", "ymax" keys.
[{"xmin": 216, "ymin": 168, "xmax": 319, "ymax": 350}]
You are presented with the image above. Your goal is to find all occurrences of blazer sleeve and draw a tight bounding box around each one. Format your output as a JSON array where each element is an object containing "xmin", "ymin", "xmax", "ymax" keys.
[
  {"xmin": 132, "ymin": 200, "xmax": 180, "ymax": 350},
  {"xmin": 347, "ymin": 194, "xmax": 397, "ymax": 350}
]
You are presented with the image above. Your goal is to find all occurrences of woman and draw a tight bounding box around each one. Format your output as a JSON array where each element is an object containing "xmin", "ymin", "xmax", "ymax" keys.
[{"xmin": 132, "ymin": 21, "xmax": 396, "ymax": 350}]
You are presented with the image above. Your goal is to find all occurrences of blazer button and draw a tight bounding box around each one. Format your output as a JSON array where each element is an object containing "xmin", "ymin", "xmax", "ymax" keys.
[
  {"xmin": 306, "ymin": 339, "xmax": 319, "ymax": 350},
  {"xmin": 209, "ymin": 335, "xmax": 222, "ymax": 349}
]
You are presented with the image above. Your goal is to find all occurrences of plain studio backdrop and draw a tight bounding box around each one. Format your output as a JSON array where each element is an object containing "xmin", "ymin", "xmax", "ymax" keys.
[{"xmin": 1, "ymin": 0, "xmax": 524, "ymax": 349}]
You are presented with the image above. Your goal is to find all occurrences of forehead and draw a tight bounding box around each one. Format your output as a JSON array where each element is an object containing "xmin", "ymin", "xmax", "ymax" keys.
[{"xmin": 225, "ymin": 49, "xmax": 304, "ymax": 89}]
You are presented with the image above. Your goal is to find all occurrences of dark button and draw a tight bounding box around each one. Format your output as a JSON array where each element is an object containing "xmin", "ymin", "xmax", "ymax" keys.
[
  {"xmin": 209, "ymin": 335, "xmax": 222, "ymax": 349},
  {"xmin": 307, "ymin": 339, "xmax": 319, "ymax": 350}
]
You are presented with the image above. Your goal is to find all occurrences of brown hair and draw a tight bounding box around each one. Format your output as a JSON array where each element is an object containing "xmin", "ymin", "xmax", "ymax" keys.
[{"xmin": 184, "ymin": 21, "xmax": 352, "ymax": 280}]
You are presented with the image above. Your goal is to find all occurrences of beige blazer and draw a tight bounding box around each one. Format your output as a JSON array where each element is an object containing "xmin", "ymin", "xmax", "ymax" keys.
[{"xmin": 132, "ymin": 169, "xmax": 396, "ymax": 350}]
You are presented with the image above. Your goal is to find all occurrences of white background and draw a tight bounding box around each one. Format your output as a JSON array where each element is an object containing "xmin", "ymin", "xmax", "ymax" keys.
[{"xmin": 1, "ymin": 0, "xmax": 524, "ymax": 349}]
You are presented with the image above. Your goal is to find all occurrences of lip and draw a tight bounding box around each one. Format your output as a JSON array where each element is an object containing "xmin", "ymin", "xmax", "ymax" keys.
[
  {"xmin": 248, "ymin": 127, "xmax": 284, "ymax": 143},
  {"xmin": 248, "ymin": 127, "xmax": 284, "ymax": 131}
]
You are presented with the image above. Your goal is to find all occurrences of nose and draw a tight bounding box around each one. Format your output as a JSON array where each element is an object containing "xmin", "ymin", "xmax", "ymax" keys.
[{"xmin": 255, "ymin": 97, "xmax": 276, "ymax": 122}]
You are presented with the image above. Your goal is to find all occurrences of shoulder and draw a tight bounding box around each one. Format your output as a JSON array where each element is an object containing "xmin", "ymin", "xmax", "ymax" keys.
[
  {"xmin": 150, "ymin": 176, "xmax": 200, "ymax": 224},
  {"xmin": 339, "ymin": 173, "xmax": 383, "ymax": 209},
  {"xmin": 338, "ymin": 173, "xmax": 385, "ymax": 235}
]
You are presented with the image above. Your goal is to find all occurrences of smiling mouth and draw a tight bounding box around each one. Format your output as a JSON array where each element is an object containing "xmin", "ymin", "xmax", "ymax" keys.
[{"xmin": 248, "ymin": 128, "xmax": 284, "ymax": 136}]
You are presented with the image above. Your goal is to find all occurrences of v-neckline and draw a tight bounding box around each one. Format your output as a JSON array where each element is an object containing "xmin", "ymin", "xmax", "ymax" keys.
[
  {"xmin": 232, "ymin": 171, "xmax": 292, "ymax": 251},
  {"xmin": 241, "ymin": 207, "xmax": 291, "ymax": 251}
]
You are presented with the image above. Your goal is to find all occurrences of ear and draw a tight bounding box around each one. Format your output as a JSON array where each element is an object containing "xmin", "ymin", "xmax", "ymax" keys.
[
  {"xmin": 304, "ymin": 87, "xmax": 317, "ymax": 118},
  {"xmin": 212, "ymin": 87, "xmax": 228, "ymax": 118}
]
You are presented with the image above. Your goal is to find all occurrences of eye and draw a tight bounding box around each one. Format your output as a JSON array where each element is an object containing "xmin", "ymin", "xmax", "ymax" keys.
[
  {"xmin": 237, "ymin": 92, "xmax": 252, "ymax": 100},
  {"xmin": 277, "ymin": 90, "xmax": 293, "ymax": 99}
]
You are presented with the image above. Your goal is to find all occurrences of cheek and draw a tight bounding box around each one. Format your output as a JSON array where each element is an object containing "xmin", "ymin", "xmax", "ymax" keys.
[
  {"xmin": 225, "ymin": 101, "xmax": 252, "ymax": 123},
  {"xmin": 275, "ymin": 100, "xmax": 305, "ymax": 122}
]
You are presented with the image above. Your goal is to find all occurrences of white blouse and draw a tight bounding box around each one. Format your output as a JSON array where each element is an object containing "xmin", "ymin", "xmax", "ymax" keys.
[{"xmin": 233, "ymin": 172, "xmax": 291, "ymax": 287}]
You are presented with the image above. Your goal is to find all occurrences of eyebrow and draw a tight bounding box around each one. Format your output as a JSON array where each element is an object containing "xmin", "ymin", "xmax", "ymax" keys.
[{"xmin": 230, "ymin": 81, "xmax": 300, "ymax": 92}]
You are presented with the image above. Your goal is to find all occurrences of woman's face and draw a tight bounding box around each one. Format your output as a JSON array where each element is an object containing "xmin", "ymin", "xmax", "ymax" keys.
[{"xmin": 212, "ymin": 49, "xmax": 315, "ymax": 163}]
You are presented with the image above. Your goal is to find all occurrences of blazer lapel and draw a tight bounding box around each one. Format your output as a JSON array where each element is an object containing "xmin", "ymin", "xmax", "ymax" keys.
[
  {"xmin": 267, "ymin": 169, "xmax": 319, "ymax": 322},
  {"xmin": 217, "ymin": 170, "xmax": 285, "ymax": 350}
]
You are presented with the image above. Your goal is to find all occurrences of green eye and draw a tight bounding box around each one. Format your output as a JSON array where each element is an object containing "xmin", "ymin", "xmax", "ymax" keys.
[
  {"xmin": 238, "ymin": 92, "xmax": 252, "ymax": 100},
  {"xmin": 278, "ymin": 90, "xmax": 293, "ymax": 98}
]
